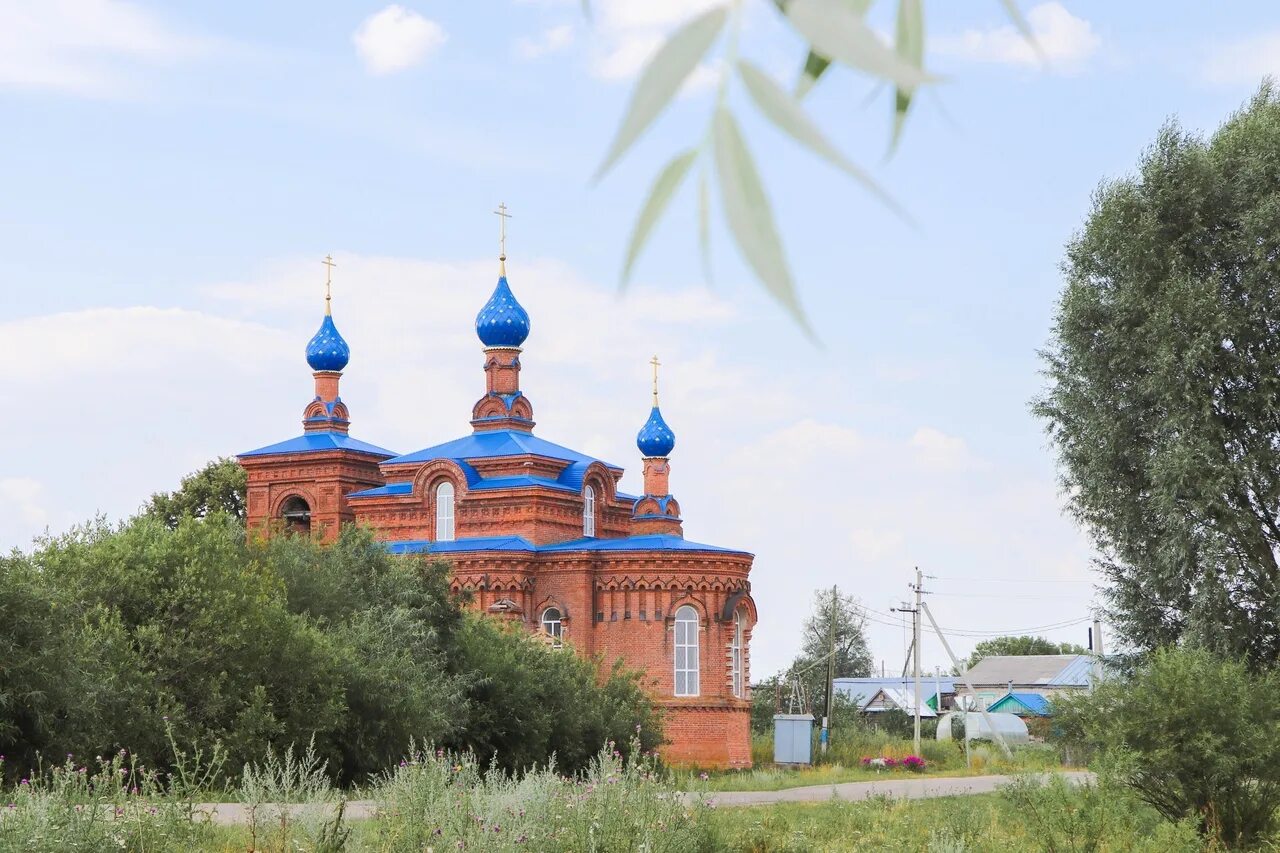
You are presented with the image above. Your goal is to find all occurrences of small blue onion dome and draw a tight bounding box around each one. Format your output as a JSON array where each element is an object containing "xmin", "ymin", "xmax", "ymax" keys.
[
  {"xmin": 305, "ymin": 314, "xmax": 350, "ymax": 371},
  {"xmin": 476, "ymin": 276, "xmax": 530, "ymax": 347},
  {"xmin": 636, "ymin": 406, "xmax": 676, "ymax": 457}
]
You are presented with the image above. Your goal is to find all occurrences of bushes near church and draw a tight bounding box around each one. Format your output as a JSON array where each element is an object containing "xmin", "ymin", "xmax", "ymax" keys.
[{"xmin": 0, "ymin": 514, "xmax": 659, "ymax": 785}]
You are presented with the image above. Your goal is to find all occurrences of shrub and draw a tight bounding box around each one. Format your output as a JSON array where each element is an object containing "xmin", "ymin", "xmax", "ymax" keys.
[{"xmin": 1056, "ymin": 646, "xmax": 1280, "ymax": 847}]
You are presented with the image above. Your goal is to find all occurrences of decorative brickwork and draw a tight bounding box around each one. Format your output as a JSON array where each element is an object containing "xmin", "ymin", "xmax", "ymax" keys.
[{"xmin": 238, "ymin": 262, "xmax": 756, "ymax": 768}]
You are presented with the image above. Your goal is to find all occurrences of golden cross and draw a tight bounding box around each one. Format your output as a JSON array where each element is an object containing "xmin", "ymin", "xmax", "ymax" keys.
[
  {"xmin": 322, "ymin": 254, "xmax": 337, "ymax": 314},
  {"xmin": 494, "ymin": 202, "xmax": 512, "ymax": 260},
  {"xmin": 650, "ymin": 354, "xmax": 661, "ymax": 405}
]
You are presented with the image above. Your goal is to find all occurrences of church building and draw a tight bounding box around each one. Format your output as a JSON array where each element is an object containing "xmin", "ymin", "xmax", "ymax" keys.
[{"xmin": 237, "ymin": 235, "xmax": 757, "ymax": 768}]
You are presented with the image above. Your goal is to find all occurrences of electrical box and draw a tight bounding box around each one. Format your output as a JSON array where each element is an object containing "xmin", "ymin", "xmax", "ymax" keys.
[{"xmin": 772, "ymin": 713, "xmax": 814, "ymax": 765}]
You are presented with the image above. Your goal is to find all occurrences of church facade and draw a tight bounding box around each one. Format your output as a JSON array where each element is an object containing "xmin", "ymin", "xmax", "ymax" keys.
[{"xmin": 237, "ymin": 254, "xmax": 757, "ymax": 768}]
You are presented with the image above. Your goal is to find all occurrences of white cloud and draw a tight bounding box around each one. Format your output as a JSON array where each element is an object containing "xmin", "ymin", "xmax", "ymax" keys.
[
  {"xmin": 932, "ymin": 2, "xmax": 1100, "ymax": 74},
  {"xmin": 1201, "ymin": 32, "xmax": 1280, "ymax": 85},
  {"xmin": 588, "ymin": 0, "xmax": 723, "ymax": 91},
  {"xmin": 909, "ymin": 426, "xmax": 980, "ymax": 472},
  {"xmin": 353, "ymin": 5, "xmax": 446, "ymax": 76},
  {"xmin": 6, "ymin": 251, "xmax": 1094, "ymax": 679},
  {"xmin": 0, "ymin": 0, "xmax": 213, "ymax": 97},
  {"xmin": 515, "ymin": 24, "xmax": 575, "ymax": 60}
]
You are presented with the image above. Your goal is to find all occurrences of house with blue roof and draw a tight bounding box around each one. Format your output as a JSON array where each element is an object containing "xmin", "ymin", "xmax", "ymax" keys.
[
  {"xmin": 954, "ymin": 655, "xmax": 1096, "ymax": 711},
  {"xmin": 236, "ymin": 229, "xmax": 758, "ymax": 769}
]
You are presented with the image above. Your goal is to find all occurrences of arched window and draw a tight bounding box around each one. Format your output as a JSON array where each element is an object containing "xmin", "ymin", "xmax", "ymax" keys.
[
  {"xmin": 541, "ymin": 607, "xmax": 563, "ymax": 648},
  {"xmin": 674, "ymin": 605, "xmax": 699, "ymax": 697},
  {"xmin": 435, "ymin": 482, "xmax": 455, "ymax": 541},
  {"xmin": 731, "ymin": 609, "xmax": 745, "ymax": 698},
  {"xmin": 583, "ymin": 485, "xmax": 596, "ymax": 537},
  {"xmin": 280, "ymin": 495, "xmax": 311, "ymax": 536}
]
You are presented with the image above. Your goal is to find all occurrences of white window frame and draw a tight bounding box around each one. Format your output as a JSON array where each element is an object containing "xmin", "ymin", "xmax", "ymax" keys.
[
  {"xmin": 674, "ymin": 605, "xmax": 700, "ymax": 697},
  {"xmin": 435, "ymin": 482, "xmax": 455, "ymax": 541},
  {"xmin": 541, "ymin": 607, "xmax": 563, "ymax": 647},
  {"xmin": 583, "ymin": 485, "xmax": 596, "ymax": 537},
  {"xmin": 731, "ymin": 609, "xmax": 744, "ymax": 698}
]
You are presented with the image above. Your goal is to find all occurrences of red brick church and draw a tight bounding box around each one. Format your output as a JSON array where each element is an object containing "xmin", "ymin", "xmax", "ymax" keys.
[{"xmin": 237, "ymin": 244, "xmax": 757, "ymax": 768}]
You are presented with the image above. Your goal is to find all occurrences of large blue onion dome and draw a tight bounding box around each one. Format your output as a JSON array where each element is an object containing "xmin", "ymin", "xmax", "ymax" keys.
[
  {"xmin": 636, "ymin": 405, "xmax": 676, "ymax": 457},
  {"xmin": 475, "ymin": 276, "xmax": 530, "ymax": 347},
  {"xmin": 306, "ymin": 313, "xmax": 350, "ymax": 371}
]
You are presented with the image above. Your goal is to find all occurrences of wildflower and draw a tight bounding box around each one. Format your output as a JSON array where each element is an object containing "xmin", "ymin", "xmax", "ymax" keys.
[
  {"xmin": 698, "ymin": 772, "xmax": 709, "ymax": 781},
  {"xmin": 493, "ymin": 824, "xmax": 501, "ymax": 833},
  {"xmin": 517, "ymin": 834, "xmax": 528, "ymax": 843},
  {"xmin": 19, "ymin": 779, "xmax": 28, "ymax": 786}
]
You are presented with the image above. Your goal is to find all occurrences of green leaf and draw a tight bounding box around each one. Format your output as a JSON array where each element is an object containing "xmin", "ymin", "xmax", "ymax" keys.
[
  {"xmin": 890, "ymin": 0, "xmax": 924, "ymax": 152},
  {"xmin": 621, "ymin": 149, "xmax": 698, "ymax": 286},
  {"xmin": 793, "ymin": 0, "xmax": 873, "ymax": 98},
  {"xmin": 795, "ymin": 50, "xmax": 831, "ymax": 99},
  {"xmin": 594, "ymin": 6, "xmax": 729, "ymax": 180},
  {"xmin": 998, "ymin": 0, "xmax": 1044, "ymax": 62},
  {"xmin": 736, "ymin": 59, "xmax": 906, "ymax": 220},
  {"xmin": 697, "ymin": 168, "xmax": 712, "ymax": 283},
  {"xmin": 786, "ymin": 0, "xmax": 936, "ymax": 91},
  {"xmin": 711, "ymin": 106, "xmax": 813, "ymax": 338}
]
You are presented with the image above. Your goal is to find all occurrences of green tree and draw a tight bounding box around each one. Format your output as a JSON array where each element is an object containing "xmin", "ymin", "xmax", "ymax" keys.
[
  {"xmin": 1055, "ymin": 646, "xmax": 1280, "ymax": 847},
  {"xmin": 788, "ymin": 587, "xmax": 872, "ymax": 716},
  {"xmin": 963, "ymin": 635, "xmax": 1089, "ymax": 671},
  {"xmin": 1035, "ymin": 84, "xmax": 1280, "ymax": 668},
  {"xmin": 142, "ymin": 457, "xmax": 247, "ymax": 527}
]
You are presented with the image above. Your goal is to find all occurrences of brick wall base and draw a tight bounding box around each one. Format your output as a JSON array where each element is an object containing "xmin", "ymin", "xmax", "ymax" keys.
[{"xmin": 658, "ymin": 702, "xmax": 752, "ymax": 770}]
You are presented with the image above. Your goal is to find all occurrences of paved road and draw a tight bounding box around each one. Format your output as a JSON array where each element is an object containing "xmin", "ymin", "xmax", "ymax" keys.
[
  {"xmin": 193, "ymin": 771, "xmax": 1094, "ymax": 826},
  {"xmin": 701, "ymin": 770, "xmax": 1095, "ymax": 807}
]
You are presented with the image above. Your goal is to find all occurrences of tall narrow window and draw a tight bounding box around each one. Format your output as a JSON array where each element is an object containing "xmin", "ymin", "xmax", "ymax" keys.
[
  {"xmin": 541, "ymin": 607, "xmax": 563, "ymax": 648},
  {"xmin": 674, "ymin": 605, "xmax": 699, "ymax": 697},
  {"xmin": 435, "ymin": 482, "xmax": 455, "ymax": 541},
  {"xmin": 731, "ymin": 609, "xmax": 744, "ymax": 698},
  {"xmin": 583, "ymin": 485, "xmax": 596, "ymax": 537}
]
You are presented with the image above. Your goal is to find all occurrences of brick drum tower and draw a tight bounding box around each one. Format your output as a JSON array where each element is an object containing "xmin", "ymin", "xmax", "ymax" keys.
[{"xmin": 238, "ymin": 238, "xmax": 757, "ymax": 768}]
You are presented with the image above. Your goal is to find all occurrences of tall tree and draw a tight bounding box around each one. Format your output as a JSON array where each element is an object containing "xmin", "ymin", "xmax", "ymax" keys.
[
  {"xmin": 1035, "ymin": 83, "xmax": 1280, "ymax": 669},
  {"xmin": 963, "ymin": 635, "xmax": 1089, "ymax": 671},
  {"xmin": 788, "ymin": 587, "xmax": 872, "ymax": 715},
  {"xmin": 142, "ymin": 457, "xmax": 247, "ymax": 527}
]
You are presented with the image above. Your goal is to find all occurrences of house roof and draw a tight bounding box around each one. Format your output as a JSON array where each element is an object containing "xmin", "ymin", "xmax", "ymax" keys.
[
  {"xmin": 385, "ymin": 533, "xmax": 749, "ymax": 557},
  {"xmin": 863, "ymin": 688, "xmax": 938, "ymax": 717},
  {"xmin": 963, "ymin": 655, "xmax": 1095, "ymax": 688},
  {"xmin": 238, "ymin": 431, "xmax": 398, "ymax": 459},
  {"xmin": 833, "ymin": 676, "xmax": 956, "ymax": 709},
  {"xmin": 988, "ymin": 692, "xmax": 1054, "ymax": 717}
]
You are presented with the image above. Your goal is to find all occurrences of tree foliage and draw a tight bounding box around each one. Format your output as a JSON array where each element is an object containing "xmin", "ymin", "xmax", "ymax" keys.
[
  {"xmin": 787, "ymin": 587, "xmax": 872, "ymax": 715},
  {"xmin": 963, "ymin": 635, "xmax": 1089, "ymax": 671},
  {"xmin": 1054, "ymin": 646, "xmax": 1280, "ymax": 847},
  {"xmin": 0, "ymin": 511, "xmax": 659, "ymax": 784},
  {"xmin": 1035, "ymin": 84, "xmax": 1280, "ymax": 668},
  {"xmin": 142, "ymin": 457, "xmax": 247, "ymax": 527}
]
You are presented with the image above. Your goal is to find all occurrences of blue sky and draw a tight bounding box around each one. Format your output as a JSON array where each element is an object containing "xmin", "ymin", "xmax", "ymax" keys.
[{"xmin": 2, "ymin": 0, "xmax": 1277, "ymax": 678}]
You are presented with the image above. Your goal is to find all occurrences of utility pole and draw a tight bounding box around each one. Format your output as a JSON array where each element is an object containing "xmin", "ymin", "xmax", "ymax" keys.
[
  {"xmin": 891, "ymin": 570, "xmax": 925, "ymax": 756},
  {"xmin": 912, "ymin": 567, "xmax": 923, "ymax": 755},
  {"xmin": 822, "ymin": 584, "xmax": 837, "ymax": 754}
]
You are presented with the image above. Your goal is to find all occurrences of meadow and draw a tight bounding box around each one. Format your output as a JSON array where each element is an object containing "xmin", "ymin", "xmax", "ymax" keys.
[{"xmin": 0, "ymin": 738, "xmax": 1198, "ymax": 853}]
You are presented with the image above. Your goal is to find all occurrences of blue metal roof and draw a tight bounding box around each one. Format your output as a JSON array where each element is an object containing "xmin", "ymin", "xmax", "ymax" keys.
[
  {"xmin": 385, "ymin": 429, "xmax": 620, "ymax": 471},
  {"xmin": 306, "ymin": 314, "xmax": 350, "ymax": 372},
  {"xmin": 383, "ymin": 533, "xmax": 749, "ymax": 557},
  {"xmin": 388, "ymin": 536, "xmax": 537, "ymax": 555},
  {"xmin": 469, "ymin": 475, "xmax": 578, "ymax": 493},
  {"xmin": 348, "ymin": 482, "xmax": 413, "ymax": 498},
  {"xmin": 239, "ymin": 431, "xmax": 398, "ymax": 459},
  {"xmin": 833, "ymin": 677, "xmax": 956, "ymax": 709},
  {"xmin": 538, "ymin": 534, "xmax": 748, "ymax": 555},
  {"xmin": 989, "ymin": 692, "xmax": 1053, "ymax": 716},
  {"xmin": 1048, "ymin": 655, "xmax": 1096, "ymax": 687}
]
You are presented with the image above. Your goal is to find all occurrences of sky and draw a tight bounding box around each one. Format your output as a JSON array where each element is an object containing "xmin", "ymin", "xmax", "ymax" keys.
[{"xmin": 2, "ymin": 0, "xmax": 1278, "ymax": 679}]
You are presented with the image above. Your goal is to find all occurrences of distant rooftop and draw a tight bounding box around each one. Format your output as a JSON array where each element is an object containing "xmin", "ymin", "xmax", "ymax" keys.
[{"xmin": 962, "ymin": 655, "xmax": 1095, "ymax": 688}]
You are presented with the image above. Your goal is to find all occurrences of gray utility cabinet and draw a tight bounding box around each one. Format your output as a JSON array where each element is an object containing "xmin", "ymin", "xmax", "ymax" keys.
[{"xmin": 772, "ymin": 714, "xmax": 814, "ymax": 765}]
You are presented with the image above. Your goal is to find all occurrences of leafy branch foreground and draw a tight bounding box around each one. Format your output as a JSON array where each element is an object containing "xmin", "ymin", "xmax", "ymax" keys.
[{"xmin": 0, "ymin": 737, "xmax": 1197, "ymax": 853}]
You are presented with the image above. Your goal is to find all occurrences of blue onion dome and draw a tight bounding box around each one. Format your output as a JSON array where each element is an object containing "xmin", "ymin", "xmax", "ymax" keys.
[
  {"xmin": 637, "ymin": 406, "xmax": 676, "ymax": 457},
  {"xmin": 305, "ymin": 314, "xmax": 350, "ymax": 371},
  {"xmin": 475, "ymin": 276, "xmax": 530, "ymax": 347}
]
